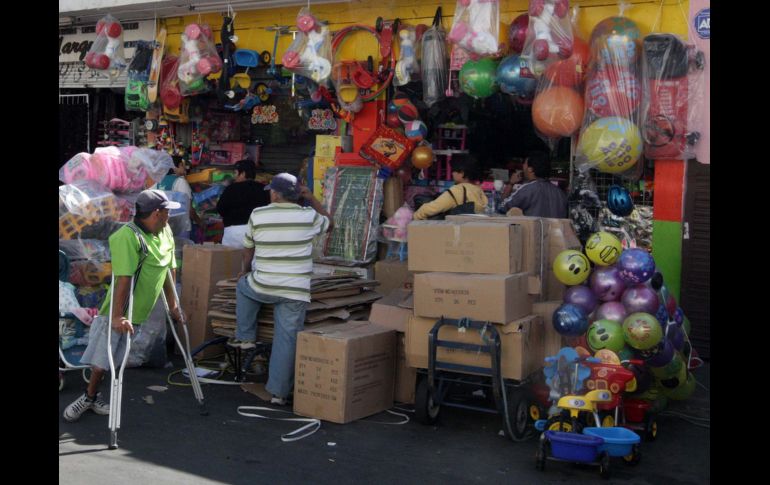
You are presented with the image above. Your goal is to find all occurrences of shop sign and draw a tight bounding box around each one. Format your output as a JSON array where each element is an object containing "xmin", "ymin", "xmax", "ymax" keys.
[
  {"xmin": 694, "ymin": 8, "xmax": 710, "ymax": 39},
  {"xmin": 252, "ymin": 105, "xmax": 279, "ymax": 124},
  {"xmin": 308, "ymin": 109, "xmax": 337, "ymax": 131}
]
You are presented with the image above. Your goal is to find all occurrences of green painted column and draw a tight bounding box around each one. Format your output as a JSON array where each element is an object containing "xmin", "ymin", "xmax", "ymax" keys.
[{"xmin": 651, "ymin": 220, "xmax": 682, "ymax": 301}]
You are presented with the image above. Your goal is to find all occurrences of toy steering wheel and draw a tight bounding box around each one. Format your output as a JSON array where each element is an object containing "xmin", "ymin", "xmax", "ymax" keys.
[{"xmin": 331, "ymin": 23, "xmax": 397, "ymax": 101}]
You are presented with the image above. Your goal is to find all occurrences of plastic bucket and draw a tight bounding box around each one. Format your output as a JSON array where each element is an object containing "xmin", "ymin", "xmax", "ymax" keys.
[
  {"xmin": 545, "ymin": 431, "xmax": 604, "ymax": 463},
  {"xmin": 583, "ymin": 427, "xmax": 640, "ymax": 457}
]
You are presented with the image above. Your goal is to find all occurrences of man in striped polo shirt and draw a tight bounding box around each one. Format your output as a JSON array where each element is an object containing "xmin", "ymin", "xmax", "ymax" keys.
[{"xmin": 229, "ymin": 172, "xmax": 333, "ymax": 405}]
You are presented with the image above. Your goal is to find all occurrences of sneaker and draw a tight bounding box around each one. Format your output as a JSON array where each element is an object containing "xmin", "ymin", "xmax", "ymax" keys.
[
  {"xmin": 270, "ymin": 395, "xmax": 288, "ymax": 406},
  {"xmin": 90, "ymin": 392, "xmax": 110, "ymax": 415},
  {"xmin": 227, "ymin": 338, "xmax": 256, "ymax": 350},
  {"xmin": 63, "ymin": 392, "xmax": 107, "ymax": 422}
]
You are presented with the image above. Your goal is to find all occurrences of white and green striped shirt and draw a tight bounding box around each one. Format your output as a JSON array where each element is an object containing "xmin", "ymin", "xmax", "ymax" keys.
[{"xmin": 243, "ymin": 202, "xmax": 330, "ymax": 302}]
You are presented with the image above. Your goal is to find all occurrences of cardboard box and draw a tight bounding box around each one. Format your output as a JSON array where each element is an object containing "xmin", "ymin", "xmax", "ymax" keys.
[
  {"xmin": 293, "ymin": 321, "xmax": 396, "ymax": 424},
  {"xmin": 414, "ymin": 272, "xmax": 532, "ymax": 324},
  {"xmin": 407, "ymin": 221, "xmax": 523, "ymax": 275},
  {"xmin": 395, "ymin": 333, "xmax": 416, "ymax": 404},
  {"xmin": 313, "ymin": 262, "xmax": 374, "ymax": 280},
  {"xmin": 315, "ymin": 135, "xmax": 342, "ymax": 158},
  {"xmin": 374, "ymin": 259, "xmax": 415, "ymax": 295},
  {"xmin": 405, "ymin": 314, "xmax": 544, "ymax": 380},
  {"xmin": 533, "ymin": 300, "xmax": 567, "ymax": 359},
  {"xmin": 368, "ymin": 288, "xmax": 413, "ymax": 333},
  {"xmin": 181, "ymin": 245, "xmax": 244, "ymax": 358}
]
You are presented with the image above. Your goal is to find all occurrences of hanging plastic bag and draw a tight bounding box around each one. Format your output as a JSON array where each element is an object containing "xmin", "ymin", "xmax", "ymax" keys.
[
  {"xmin": 125, "ymin": 40, "xmax": 154, "ymax": 111},
  {"xmin": 160, "ymin": 55, "xmax": 182, "ymax": 110},
  {"xmin": 520, "ymin": 0, "xmax": 573, "ymax": 77},
  {"xmin": 447, "ymin": 0, "xmax": 501, "ymax": 58},
  {"xmin": 394, "ymin": 25, "xmax": 420, "ymax": 86},
  {"xmin": 421, "ymin": 7, "xmax": 448, "ymax": 108},
  {"xmin": 575, "ymin": 2, "xmax": 643, "ymax": 176},
  {"xmin": 281, "ymin": 8, "xmax": 332, "ymax": 85},
  {"xmin": 59, "ymin": 239, "xmax": 112, "ymax": 263},
  {"xmin": 178, "ymin": 23, "xmax": 222, "ymax": 96},
  {"xmin": 85, "ymin": 14, "xmax": 126, "ymax": 80}
]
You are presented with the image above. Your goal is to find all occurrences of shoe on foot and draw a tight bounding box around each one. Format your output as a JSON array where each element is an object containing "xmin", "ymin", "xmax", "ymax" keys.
[
  {"xmin": 227, "ymin": 338, "xmax": 256, "ymax": 350},
  {"xmin": 63, "ymin": 392, "xmax": 109, "ymax": 422},
  {"xmin": 270, "ymin": 395, "xmax": 289, "ymax": 406},
  {"xmin": 90, "ymin": 392, "xmax": 110, "ymax": 415}
]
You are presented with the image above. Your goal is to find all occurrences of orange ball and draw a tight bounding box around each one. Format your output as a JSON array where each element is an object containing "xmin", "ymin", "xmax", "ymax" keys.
[
  {"xmin": 544, "ymin": 37, "xmax": 591, "ymax": 87},
  {"xmin": 532, "ymin": 86, "xmax": 584, "ymax": 137},
  {"xmin": 411, "ymin": 146, "xmax": 434, "ymax": 169}
]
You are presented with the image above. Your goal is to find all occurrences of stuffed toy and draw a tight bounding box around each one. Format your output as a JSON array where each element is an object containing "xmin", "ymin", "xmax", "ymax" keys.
[
  {"xmin": 447, "ymin": 0, "xmax": 500, "ymax": 57},
  {"xmin": 528, "ymin": 0, "xmax": 572, "ymax": 62},
  {"xmin": 395, "ymin": 28, "xmax": 418, "ymax": 86}
]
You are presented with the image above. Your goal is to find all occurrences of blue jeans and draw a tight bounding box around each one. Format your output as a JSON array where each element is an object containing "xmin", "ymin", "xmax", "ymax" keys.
[{"xmin": 235, "ymin": 275, "xmax": 307, "ymax": 399}]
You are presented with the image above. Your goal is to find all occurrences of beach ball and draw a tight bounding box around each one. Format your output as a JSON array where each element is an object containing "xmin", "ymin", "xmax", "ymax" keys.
[
  {"xmin": 584, "ymin": 231, "xmax": 622, "ymax": 266},
  {"xmin": 576, "ymin": 116, "xmax": 642, "ymax": 174},
  {"xmin": 623, "ymin": 312, "xmax": 664, "ymax": 350},
  {"xmin": 460, "ymin": 58, "xmax": 499, "ymax": 99},
  {"xmin": 532, "ymin": 86, "xmax": 584, "ymax": 138},
  {"xmin": 617, "ymin": 248, "xmax": 656, "ymax": 285},
  {"xmin": 587, "ymin": 319, "xmax": 626, "ymax": 353},
  {"xmin": 590, "ymin": 266, "xmax": 627, "ymax": 302},
  {"xmin": 553, "ymin": 249, "xmax": 591, "ymax": 286},
  {"xmin": 595, "ymin": 301, "xmax": 628, "ymax": 323},
  {"xmin": 564, "ymin": 285, "xmax": 598, "ymax": 314},
  {"xmin": 622, "ymin": 284, "xmax": 660, "ymax": 314},
  {"xmin": 496, "ymin": 54, "xmax": 537, "ymax": 102}
]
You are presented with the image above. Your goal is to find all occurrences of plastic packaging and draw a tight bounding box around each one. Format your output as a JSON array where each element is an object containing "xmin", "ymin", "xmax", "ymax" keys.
[
  {"xmin": 520, "ymin": 0, "xmax": 573, "ymax": 77},
  {"xmin": 281, "ymin": 8, "xmax": 332, "ymax": 85},
  {"xmin": 394, "ymin": 25, "xmax": 419, "ymax": 86},
  {"xmin": 380, "ymin": 203, "xmax": 414, "ymax": 243},
  {"xmin": 69, "ymin": 260, "xmax": 113, "ymax": 287},
  {"xmin": 84, "ymin": 15, "xmax": 126, "ymax": 80},
  {"xmin": 178, "ymin": 23, "xmax": 221, "ymax": 96},
  {"xmin": 59, "ymin": 239, "xmax": 111, "ymax": 262},
  {"xmin": 59, "ymin": 147, "xmax": 172, "ymax": 193},
  {"xmin": 447, "ymin": 0, "xmax": 501, "ymax": 57},
  {"xmin": 421, "ymin": 7, "xmax": 448, "ymax": 108},
  {"xmin": 125, "ymin": 40, "xmax": 154, "ymax": 111},
  {"xmin": 640, "ymin": 33, "xmax": 705, "ymax": 160},
  {"xmin": 160, "ymin": 55, "xmax": 182, "ymax": 110},
  {"xmin": 59, "ymin": 180, "xmax": 120, "ymax": 219}
]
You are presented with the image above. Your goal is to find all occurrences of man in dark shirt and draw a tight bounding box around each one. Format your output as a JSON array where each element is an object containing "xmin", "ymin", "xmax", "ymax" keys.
[
  {"xmin": 498, "ymin": 151, "xmax": 568, "ymax": 218},
  {"xmin": 216, "ymin": 159, "xmax": 271, "ymax": 247}
]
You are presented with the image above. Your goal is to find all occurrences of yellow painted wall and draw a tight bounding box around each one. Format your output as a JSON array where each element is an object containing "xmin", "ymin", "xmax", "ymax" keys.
[{"xmin": 162, "ymin": 0, "xmax": 689, "ymax": 66}]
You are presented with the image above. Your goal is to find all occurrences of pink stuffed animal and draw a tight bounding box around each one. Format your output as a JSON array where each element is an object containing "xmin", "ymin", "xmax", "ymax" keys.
[{"xmin": 447, "ymin": 0, "xmax": 501, "ymax": 57}]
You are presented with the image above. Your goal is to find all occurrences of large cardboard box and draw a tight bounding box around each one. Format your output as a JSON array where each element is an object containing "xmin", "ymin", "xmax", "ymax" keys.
[
  {"xmin": 405, "ymin": 314, "xmax": 544, "ymax": 380},
  {"xmin": 374, "ymin": 259, "xmax": 415, "ymax": 295},
  {"xmin": 395, "ymin": 333, "xmax": 417, "ymax": 404},
  {"xmin": 407, "ymin": 221, "xmax": 523, "ymax": 274},
  {"xmin": 293, "ymin": 321, "xmax": 396, "ymax": 424},
  {"xmin": 368, "ymin": 288, "xmax": 413, "ymax": 333},
  {"xmin": 181, "ymin": 245, "xmax": 244, "ymax": 358},
  {"xmin": 533, "ymin": 300, "xmax": 567, "ymax": 359},
  {"xmin": 414, "ymin": 272, "xmax": 532, "ymax": 324}
]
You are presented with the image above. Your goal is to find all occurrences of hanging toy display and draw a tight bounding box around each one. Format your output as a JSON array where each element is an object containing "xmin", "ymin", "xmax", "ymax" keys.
[
  {"xmin": 85, "ymin": 15, "xmax": 127, "ymax": 80},
  {"xmin": 421, "ymin": 7, "xmax": 449, "ymax": 108},
  {"xmin": 177, "ymin": 23, "xmax": 222, "ymax": 96},
  {"xmin": 447, "ymin": 0, "xmax": 501, "ymax": 57},
  {"xmin": 459, "ymin": 57, "xmax": 500, "ymax": 99},
  {"xmin": 496, "ymin": 54, "xmax": 537, "ymax": 104},
  {"xmin": 282, "ymin": 8, "xmax": 333, "ymax": 85},
  {"xmin": 520, "ymin": 0, "xmax": 573, "ymax": 77},
  {"xmin": 394, "ymin": 25, "xmax": 419, "ymax": 86}
]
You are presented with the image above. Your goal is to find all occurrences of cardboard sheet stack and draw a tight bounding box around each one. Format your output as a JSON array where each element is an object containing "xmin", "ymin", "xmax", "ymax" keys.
[{"xmin": 207, "ymin": 274, "xmax": 382, "ymax": 341}]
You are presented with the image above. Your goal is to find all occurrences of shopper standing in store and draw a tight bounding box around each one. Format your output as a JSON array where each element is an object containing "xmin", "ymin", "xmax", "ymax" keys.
[
  {"xmin": 412, "ymin": 154, "xmax": 489, "ymax": 220},
  {"xmin": 228, "ymin": 173, "xmax": 332, "ymax": 405},
  {"xmin": 498, "ymin": 151, "xmax": 568, "ymax": 218},
  {"xmin": 216, "ymin": 159, "xmax": 270, "ymax": 248}
]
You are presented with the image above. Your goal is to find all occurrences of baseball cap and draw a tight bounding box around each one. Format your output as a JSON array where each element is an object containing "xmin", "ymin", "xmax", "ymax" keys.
[
  {"xmin": 264, "ymin": 173, "xmax": 300, "ymax": 199},
  {"xmin": 136, "ymin": 189, "xmax": 181, "ymax": 212}
]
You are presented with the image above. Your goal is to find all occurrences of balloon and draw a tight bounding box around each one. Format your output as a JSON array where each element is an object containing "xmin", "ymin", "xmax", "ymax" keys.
[
  {"xmin": 590, "ymin": 266, "xmax": 627, "ymax": 302},
  {"xmin": 552, "ymin": 303, "xmax": 589, "ymax": 337},
  {"xmin": 507, "ymin": 14, "xmax": 529, "ymax": 54},
  {"xmin": 595, "ymin": 301, "xmax": 628, "ymax": 322},
  {"xmin": 664, "ymin": 371, "xmax": 696, "ymax": 400},
  {"xmin": 587, "ymin": 319, "xmax": 625, "ymax": 353},
  {"xmin": 543, "ymin": 36, "xmax": 590, "ymax": 88},
  {"xmin": 496, "ymin": 54, "xmax": 537, "ymax": 102},
  {"xmin": 532, "ymin": 86, "xmax": 584, "ymax": 137},
  {"xmin": 621, "ymin": 284, "xmax": 660, "ymax": 314},
  {"xmin": 617, "ymin": 248, "xmax": 656, "ymax": 285},
  {"xmin": 643, "ymin": 339, "xmax": 675, "ymax": 367},
  {"xmin": 553, "ymin": 249, "xmax": 592, "ymax": 286},
  {"xmin": 563, "ymin": 285, "xmax": 598, "ymax": 314},
  {"xmin": 460, "ymin": 58, "xmax": 499, "ymax": 99},
  {"xmin": 585, "ymin": 69, "xmax": 641, "ymax": 118},
  {"xmin": 576, "ymin": 117, "xmax": 642, "ymax": 174},
  {"xmin": 623, "ymin": 312, "xmax": 664, "ymax": 350},
  {"xmin": 585, "ymin": 231, "xmax": 622, "ymax": 266},
  {"xmin": 411, "ymin": 146, "xmax": 434, "ymax": 169}
]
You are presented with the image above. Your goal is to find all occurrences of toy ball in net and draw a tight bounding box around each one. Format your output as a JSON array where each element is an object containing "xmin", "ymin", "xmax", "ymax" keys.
[
  {"xmin": 460, "ymin": 58, "xmax": 500, "ymax": 99},
  {"xmin": 590, "ymin": 16, "xmax": 641, "ymax": 64},
  {"xmin": 622, "ymin": 312, "xmax": 664, "ymax": 350},
  {"xmin": 496, "ymin": 55, "xmax": 537, "ymax": 102},
  {"xmin": 576, "ymin": 116, "xmax": 642, "ymax": 174},
  {"xmin": 553, "ymin": 249, "xmax": 592, "ymax": 286}
]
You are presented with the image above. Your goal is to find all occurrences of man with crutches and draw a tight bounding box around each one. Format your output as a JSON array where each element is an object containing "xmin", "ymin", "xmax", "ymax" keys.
[{"xmin": 63, "ymin": 190, "xmax": 207, "ymax": 449}]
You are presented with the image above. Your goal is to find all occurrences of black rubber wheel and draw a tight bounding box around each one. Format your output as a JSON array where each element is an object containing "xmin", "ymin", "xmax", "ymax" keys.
[
  {"xmin": 414, "ymin": 376, "xmax": 440, "ymax": 425},
  {"xmin": 645, "ymin": 415, "xmax": 658, "ymax": 441},
  {"xmin": 502, "ymin": 387, "xmax": 530, "ymax": 441},
  {"xmin": 82, "ymin": 367, "xmax": 92, "ymax": 384},
  {"xmin": 599, "ymin": 451, "xmax": 611, "ymax": 479},
  {"xmin": 535, "ymin": 437, "xmax": 547, "ymax": 471},
  {"xmin": 260, "ymin": 50, "xmax": 272, "ymax": 66},
  {"xmin": 545, "ymin": 414, "xmax": 582, "ymax": 434},
  {"xmin": 623, "ymin": 443, "xmax": 641, "ymax": 466},
  {"xmin": 375, "ymin": 17, "xmax": 383, "ymax": 32}
]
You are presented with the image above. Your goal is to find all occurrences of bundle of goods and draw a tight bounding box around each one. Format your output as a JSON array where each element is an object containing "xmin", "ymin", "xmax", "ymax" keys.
[
  {"xmin": 59, "ymin": 147, "xmax": 174, "ymax": 194},
  {"xmin": 84, "ymin": 14, "xmax": 126, "ymax": 79}
]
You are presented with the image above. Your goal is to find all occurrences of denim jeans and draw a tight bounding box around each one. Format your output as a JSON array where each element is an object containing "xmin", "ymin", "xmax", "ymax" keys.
[{"xmin": 235, "ymin": 275, "xmax": 307, "ymax": 399}]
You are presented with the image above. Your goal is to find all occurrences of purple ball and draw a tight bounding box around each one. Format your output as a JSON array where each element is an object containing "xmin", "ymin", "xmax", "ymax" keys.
[
  {"xmin": 595, "ymin": 301, "xmax": 628, "ymax": 323},
  {"xmin": 617, "ymin": 248, "xmax": 656, "ymax": 285},
  {"xmin": 674, "ymin": 307, "xmax": 685, "ymax": 326},
  {"xmin": 668, "ymin": 324, "xmax": 685, "ymax": 351},
  {"xmin": 655, "ymin": 303, "xmax": 669, "ymax": 325},
  {"xmin": 621, "ymin": 284, "xmax": 660, "ymax": 314},
  {"xmin": 564, "ymin": 285, "xmax": 599, "ymax": 314},
  {"xmin": 643, "ymin": 339, "xmax": 675, "ymax": 367},
  {"xmin": 590, "ymin": 265, "xmax": 627, "ymax": 302}
]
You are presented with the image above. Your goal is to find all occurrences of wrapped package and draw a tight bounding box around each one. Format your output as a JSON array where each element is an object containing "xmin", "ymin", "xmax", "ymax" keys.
[
  {"xmin": 178, "ymin": 23, "xmax": 221, "ymax": 96},
  {"xmin": 59, "ymin": 239, "xmax": 111, "ymax": 262},
  {"xmin": 447, "ymin": 0, "xmax": 501, "ymax": 57},
  {"xmin": 125, "ymin": 40, "xmax": 154, "ymax": 111},
  {"xmin": 421, "ymin": 7, "xmax": 448, "ymax": 108},
  {"xmin": 69, "ymin": 260, "xmax": 113, "ymax": 287},
  {"xmin": 59, "ymin": 180, "xmax": 123, "ymax": 240},
  {"xmin": 641, "ymin": 33, "xmax": 705, "ymax": 160},
  {"xmin": 59, "ymin": 147, "xmax": 173, "ymax": 193},
  {"xmin": 575, "ymin": 6, "xmax": 643, "ymax": 177},
  {"xmin": 281, "ymin": 8, "xmax": 332, "ymax": 85},
  {"xmin": 84, "ymin": 14, "xmax": 126, "ymax": 80},
  {"xmin": 394, "ymin": 25, "xmax": 419, "ymax": 86},
  {"xmin": 520, "ymin": 0, "xmax": 573, "ymax": 77}
]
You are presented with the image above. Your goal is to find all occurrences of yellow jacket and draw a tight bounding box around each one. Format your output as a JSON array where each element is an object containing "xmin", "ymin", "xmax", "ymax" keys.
[{"xmin": 413, "ymin": 183, "xmax": 489, "ymax": 220}]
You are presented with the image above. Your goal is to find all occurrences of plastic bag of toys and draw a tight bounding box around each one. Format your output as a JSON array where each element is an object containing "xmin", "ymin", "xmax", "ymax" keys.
[
  {"xmin": 421, "ymin": 7, "xmax": 448, "ymax": 108},
  {"xmin": 575, "ymin": 3, "xmax": 643, "ymax": 177},
  {"xmin": 640, "ymin": 32, "xmax": 705, "ymax": 160},
  {"xmin": 281, "ymin": 8, "xmax": 332, "ymax": 85},
  {"xmin": 520, "ymin": 0, "xmax": 573, "ymax": 78},
  {"xmin": 394, "ymin": 25, "xmax": 420, "ymax": 87},
  {"xmin": 84, "ymin": 14, "xmax": 126, "ymax": 80},
  {"xmin": 178, "ymin": 23, "xmax": 221, "ymax": 96},
  {"xmin": 447, "ymin": 0, "xmax": 501, "ymax": 57},
  {"xmin": 58, "ymin": 239, "xmax": 111, "ymax": 263}
]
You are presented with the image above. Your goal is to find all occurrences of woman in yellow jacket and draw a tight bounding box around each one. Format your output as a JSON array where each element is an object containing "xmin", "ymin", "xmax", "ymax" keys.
[{"xmin": 413, "ymin": 155, "xmax": 489, "ymax": 220}]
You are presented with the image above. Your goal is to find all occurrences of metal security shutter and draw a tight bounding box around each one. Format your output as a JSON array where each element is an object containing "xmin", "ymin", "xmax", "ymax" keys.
[{"xmin": 680, "ymin": 159, "xmax": 710, "ymax": 359}]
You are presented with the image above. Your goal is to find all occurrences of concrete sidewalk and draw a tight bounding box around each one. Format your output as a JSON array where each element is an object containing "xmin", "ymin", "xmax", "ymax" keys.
[{"xmin": 59, "ymin": 359, "xmax": 710, "ymax": 484}]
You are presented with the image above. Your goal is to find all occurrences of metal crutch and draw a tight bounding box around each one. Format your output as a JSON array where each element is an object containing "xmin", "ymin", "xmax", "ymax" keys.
[
  {"xmin": 107, "ymin": 274, "xmax": 134, "ymax": 450},
  {"xmin": 160, "ymin": 268, "xmax": 208, "ymax": 415}
]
